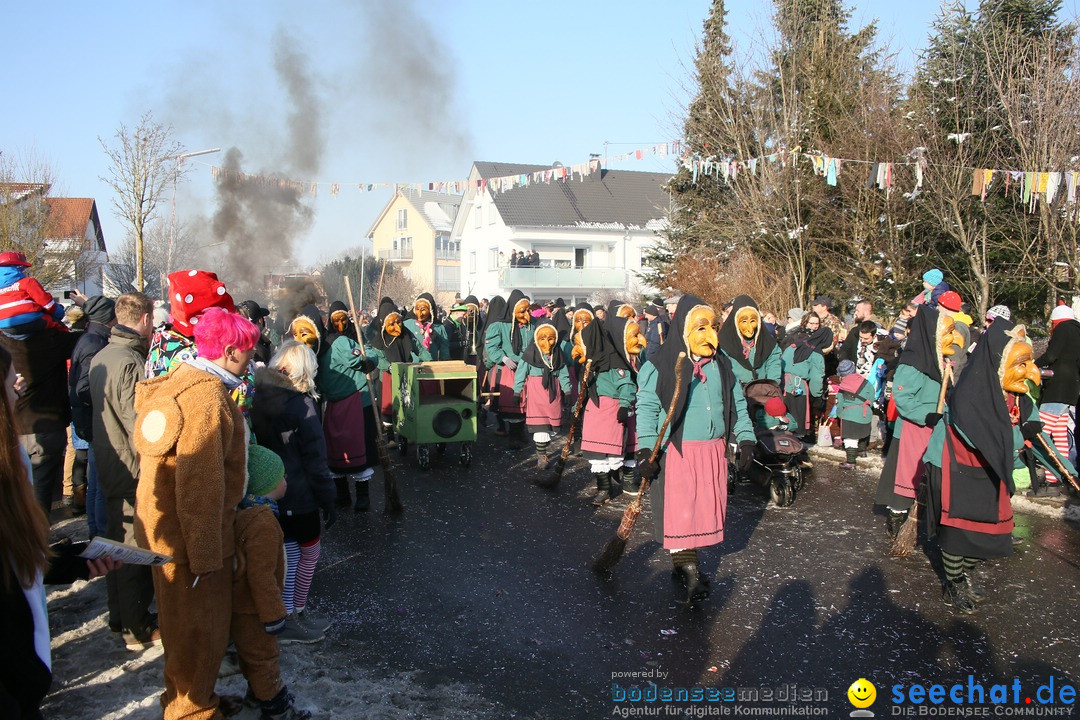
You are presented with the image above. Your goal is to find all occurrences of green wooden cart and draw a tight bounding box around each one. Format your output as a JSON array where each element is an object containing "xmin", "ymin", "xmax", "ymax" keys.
[{"xmin": 391, "ymin": 360, "xmax": 477, "ymax": 469}]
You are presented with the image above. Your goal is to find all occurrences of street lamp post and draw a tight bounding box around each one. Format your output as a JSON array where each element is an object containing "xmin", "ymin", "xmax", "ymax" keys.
[{"xmin": 159, "ymin": 147, "xmax": 220, "ymax": 292}]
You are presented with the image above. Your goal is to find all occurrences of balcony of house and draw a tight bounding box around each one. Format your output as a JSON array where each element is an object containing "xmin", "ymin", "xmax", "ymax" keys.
[
  {"xmin": 435, "ymin": 248, "xmax": 460, "ymax": 260},
  {"xmin": 377, "ymin": 247, "xmax": 414, "ymax": 261},
  {"xmin": 497, "ymin": 265, "xmax": 628, "ymax": 290}
]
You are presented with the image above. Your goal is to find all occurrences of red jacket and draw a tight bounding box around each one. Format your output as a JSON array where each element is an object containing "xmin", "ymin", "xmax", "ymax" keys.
[{"xmin": 0, "ymin": 275, "xmax": 62, "ymax": 329}]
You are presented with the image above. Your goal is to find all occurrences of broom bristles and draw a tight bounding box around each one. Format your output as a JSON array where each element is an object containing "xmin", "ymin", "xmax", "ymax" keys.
[
  {"xmin": 384, "ymin": 472, "xmax": 403, "ymax": 514},
  {"xmin": 591, "ymin": 536, "xmax": 628, "ymax": 574},
  {"xmin": 535, "ymin": 459, "xmax": 566, "ymax": 489},
  {"xmin": 889, "ymin": 501, "xmax": 919, "ymax": 557}
]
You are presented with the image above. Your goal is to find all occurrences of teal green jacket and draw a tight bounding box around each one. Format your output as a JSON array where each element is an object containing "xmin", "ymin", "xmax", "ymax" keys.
[
  {"xmin": 512, "ymin": 355, "xmax": 571, "ymax": 394},
  {"xmin": 892, "ymin": 364, "xmax": 940, "ymax": 426},
  {"xmin": 636, "ymin": 360, "xmax": 755, "ymax": 450},
  {"xmin": 924, "ymin": 404, "xmax": 1076, "ymax": 477},
  {"xmin": 780, "ymin": 346, "xmax": 825, "ymax": 398},
  {"xmin": 404, "ymin": 318, "xmax": 450, "ymax": 361},
  {"xmin": 590, "ymin": 367, "xmax": 636, "ymax": 407},
  {"xmin": 723, "ymin": 344, "xmax": 782, "ymax": 387},
  {"xmin": 835, "ymin": 377, "xmax": 875, "ymax": 424},
  {"xmin": 316, "ymin": 336, "xmax": 373, "ymax": 406},
  {"xmin": 484, "ymin": 320, "xmax": 535, "ymax": 369}
]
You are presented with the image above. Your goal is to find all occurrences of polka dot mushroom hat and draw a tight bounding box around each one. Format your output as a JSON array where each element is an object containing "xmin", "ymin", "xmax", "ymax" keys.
[{"xmin": 167, "ymin": 269, "xmax": 236, "ymax": 337}]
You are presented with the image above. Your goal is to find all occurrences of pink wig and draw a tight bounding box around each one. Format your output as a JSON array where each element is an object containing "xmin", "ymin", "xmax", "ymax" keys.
[{"xmin": 193, "ymin": 307, "xmax": 260, "ymax": 361}]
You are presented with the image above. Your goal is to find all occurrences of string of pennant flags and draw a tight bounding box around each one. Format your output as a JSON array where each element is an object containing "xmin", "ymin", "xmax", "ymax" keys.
[{"xmin": 204, "ymin": 138, "xmax": 1080, "ymax": 218}]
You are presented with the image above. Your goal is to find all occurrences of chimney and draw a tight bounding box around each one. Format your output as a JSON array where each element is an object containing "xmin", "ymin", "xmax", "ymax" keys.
[{"xmin": 588, "ymin": 153, "xmax": 602, "ymax": 180}]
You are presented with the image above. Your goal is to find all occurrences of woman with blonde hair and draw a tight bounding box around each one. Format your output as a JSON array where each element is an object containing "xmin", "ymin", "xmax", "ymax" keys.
[{"xmin": 252, "ymin": 340, "xmax": 337, "ymax": 644}]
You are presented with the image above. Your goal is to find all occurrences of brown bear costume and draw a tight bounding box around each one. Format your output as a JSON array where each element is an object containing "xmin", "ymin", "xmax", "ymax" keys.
[{"xmin": 134, "ymin": 363, "xmax": 247, "ymax": 720}]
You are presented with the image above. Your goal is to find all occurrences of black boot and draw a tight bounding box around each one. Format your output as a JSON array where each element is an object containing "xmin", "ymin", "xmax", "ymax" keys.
[
  {"xmin": 841, "ymin": 447, "xmax": 857, "ymax": 469},
  {"xmin": 508, "ymin": 422, "xmax": 529, "ymax": 450},
  {"xmin": 671, "ymin": 550, "xmax": 709, "ymax": 604},
  {"xmin": 334, "ymin": 477, "xmax": 351, "ymax": 508},
  {"xmin": 354, "ymin": 479, "xmax": 370, "ymax": 513},
  {"xmin": 943, "ymin": 578, "xmax": 976, "ymax": 614},
  {"xmin": 591, "ymin": 472, "xmax": 612, "ymax": 507},
  {"xmin": 961, "ymin": 571, "xmax": 986, "ymax": 603},
  {"xmin": 622, "ymin": 465, "xmax": 641, "ymax": 496}
]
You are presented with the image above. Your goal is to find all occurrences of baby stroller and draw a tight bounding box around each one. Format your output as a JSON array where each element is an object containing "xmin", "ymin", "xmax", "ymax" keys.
[{"xmin": 740, "ymin": 379, "xmax": 807, "ymax": 507}]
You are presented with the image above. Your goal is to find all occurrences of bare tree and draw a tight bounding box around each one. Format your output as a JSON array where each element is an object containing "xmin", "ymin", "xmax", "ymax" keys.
[
  {"xmin": 99, "ymin": 112, "xmax": 183, "ymax": 292},
  {"xmin": 0, "ymin": 150, "xmax": 86, "ymax": 290},
  {"xmin": 104, "ymin": 218, "xmax": 203, "ymax": 299}
]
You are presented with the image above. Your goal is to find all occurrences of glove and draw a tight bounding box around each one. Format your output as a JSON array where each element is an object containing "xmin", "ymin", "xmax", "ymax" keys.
[
  {"xmin": 502, "ymin": 356, "xmax": 518, "ymax": 371},
  {"xmin": 359, "ymin": 357, "xmax": 377, "ymax": 374},
  {"xmin": 1021, "ymin": 421, "xmax": 1044, "ymax": 441},
  {"xmin": 636, "ymin": 448, "xmax": 660, "ymax": 481},
  {"xmin": 264, "ymin": 616, "xmax": 287, "ymax": 635},
  {"xmin": 924, "ymin": 412, "xmax": 942, "ymax": 428},
  {"xmin": 512, "ymin": 393, "xmax": 522, "ymax": 406},
  {"xmin": 617, "ymin": 406, "xmax": 630, "ymax": 424},
  {"xmin": 322, "ymin": 504, "xmax": 337, "ymax": 531},
  {"xmin": 738, "ymin": 441, "xmax": 756, "ymax": 473}
]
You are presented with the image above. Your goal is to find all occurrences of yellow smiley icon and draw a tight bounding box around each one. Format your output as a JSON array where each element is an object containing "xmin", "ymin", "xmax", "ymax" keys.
[{"xmin": 847, "ymin": 678, "xmax": 876, "ymax": 709}]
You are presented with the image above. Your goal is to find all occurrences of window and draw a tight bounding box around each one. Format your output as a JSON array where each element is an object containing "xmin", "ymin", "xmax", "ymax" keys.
[
  {"xmin": 396, "ymin": 208, "xmax": 407, "ymax": 230},
  {"xmin": 435, "ymin": 265, "xmax": 460, "ymax": 292},
  {"xmin": 394, "ymin": 237, "xmax": 412, "ymax": 258},
  {"xmin": 488, "ymin": 247, "xmax": 499, "ymax": 270},
  {"xmin": 474, "ymin": 205, "xmax": 482, "ymax": 229},
  {"xmin": 488, "ymin": 202, "xmax": 495, "ymax": 225},
  {"xmin": 469, "ymin": 251, "xmax": 477, "ymax": 274}
]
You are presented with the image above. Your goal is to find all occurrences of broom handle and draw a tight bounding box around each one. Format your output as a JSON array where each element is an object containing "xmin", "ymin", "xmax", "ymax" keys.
[
  {"xmin": 936, "ymin": 361, "xmax": 952, "ymax": 415},
  {"xmin": 649, "ymin": 352, "xmax": 687, "ymax": 464},
  {"xmin": 344, "ymin": 275, "xmax": 384, "ymax": 436},
  {"xmin": 1035, "ymin": 433, "xmax": 1080, "ymax": 493},
  {"xmin": 558, "ymin": 360, "xmax": 593, "ymax": 460}
]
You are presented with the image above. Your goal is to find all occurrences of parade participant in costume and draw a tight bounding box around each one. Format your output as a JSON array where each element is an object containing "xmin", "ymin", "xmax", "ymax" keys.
[
  {"xmin": 367, "ymin": 297, "xmax": 420, "ymax": 429},
  {"xmin": 834, "ymin": 360, "xmax": 875, "ymax": 468},
  {"xmin": 608, "ymin": 314, "xmax": 648, "ymax": 495},
  {"xmin": 717, "ymin": 295, "xmax": 782, "ymax": 388},
  {"xmin": 924, "ymin": 321, "xmax": 1074, "ymax": 613},
  {"xmin": 0, "ymin": 250, "xmax": 67, "ymax": 335},
  {"xmin": 578, "ymin": 319, "xmax": 637, "ymax": 506},
  {"xmin": 483, "ymin": 289, "xmax": 534, "ymax": 449},
  {"xmin": 608, "ymin": 300, "xmax": 638, "ymax": 321},
  {"xmin": 635, "ymin": 295, "xmax": 756, "ymax": 603},
  {"xmin": 327, "ymin": 301, "xmax": 357, "ymax": 342},
  {"xmin": 513, "ymin": 323, "xmax": 570, "ymax": 467},
  {"xmin": 231, "ymin": 444, "xmax": 312, "ymax": 720},
  {"xmin": 780, "ymin": 312, "xmax": 830, "ymax": 438},
  {"xmin": 133, "ymin": 307, "xmax": 255, "ymax": 719},
  {"xmin": 316, "ymin": 303, "xmax": 379, "ymax": 512},
  {"xmin": 444, "ymin": 303, "xmax": 468, "ymax": 361},
  {"xmin": 1034, "ymin": 303, "xmax": 1080, "ymax": 492},
  {"xmin": 481, "ymin": 295, "xmax": 507, "ymax": 432},
  {"xmin": 874, "ymin": 305, "xmax": 963, "ymax": 537},
  {"xmin": 405, "ymin": 292, "xmax": 449, "ymax": 361}
]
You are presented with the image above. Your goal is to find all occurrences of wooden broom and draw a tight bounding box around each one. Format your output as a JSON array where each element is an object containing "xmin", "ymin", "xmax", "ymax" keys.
[
  {"xmin": 592, "ymin": 352, "xmax": 685, "ymax": 574},
  {"xmin": 890, "ymin": 362, "xmax": 952, "ymax": 557},
  {"xmin": 1034, "ymin": 434, "xmax": 1080, "ymax": 494},
  {"xmin": 535, "ymin": 360, "xmax": 592, "ymax": 489},
  {"xmin": 344, "ymin": 275, "xmax": 403, "ymax": 513}
]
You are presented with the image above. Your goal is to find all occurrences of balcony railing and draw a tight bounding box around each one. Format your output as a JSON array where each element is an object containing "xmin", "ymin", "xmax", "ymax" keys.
[
  {"xmin": 497, "ymin": 267, "xmax": 628, "ymax": 290},
  {"xmin": 378, "ymin": 248, "xmax": 413, "ymax": 260},
  {"xmin": 436, "ymin": 249, "xmax": 461, "ymax": 260}
]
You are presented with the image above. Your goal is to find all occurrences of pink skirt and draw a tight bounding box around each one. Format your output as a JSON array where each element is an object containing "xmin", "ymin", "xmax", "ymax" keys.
[
  {"xmin": 653, "ymin": 438, "xmax": 728, "ymax": 549},
  {"xmin": 893, "ymin": 419, "xmax": 933, "ymax": 498},
  {"xmin": 492, "ymin": 365, "xmax": 524, "ymax": 415},
  {"xmin": 524, "ymin": 375, "xmax": 562, "ymax": 431},
  {"xmin": 323, "ymin": 391, "xmax": 367, "ymax": 471},
  {"xmin": 581, "ymin": 396, "xmax": 627, "ymax": 457}
]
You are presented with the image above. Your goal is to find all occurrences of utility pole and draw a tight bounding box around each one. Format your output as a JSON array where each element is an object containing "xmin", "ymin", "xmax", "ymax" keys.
[{"xmin": 163, "ymin": 147, "xmax": 220, "ymax": 291}]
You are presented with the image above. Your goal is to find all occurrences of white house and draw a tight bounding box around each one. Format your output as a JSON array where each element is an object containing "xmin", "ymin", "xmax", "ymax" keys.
[{"xmin": 453, "ymin": 160, "xmax": 670, "ymax": 305}]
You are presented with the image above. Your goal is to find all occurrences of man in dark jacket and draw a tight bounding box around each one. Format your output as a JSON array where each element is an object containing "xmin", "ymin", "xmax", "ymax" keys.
[
  {"xmin": 444, "ymin": 304, "xmax": 468, "ymax": 361},
  {"xmin": 88, "ymin": 292, "xmax": 159, "ymax": 649},
  {"xmin": 642, "ymin": 303, "xmax": 667, "ymax": 364},
  {"xmin": 67, "ymin": 295, "xmax": 115, "ymax": 531},
  {"xmin": 0, "ymin": 324, "xmax": 80, "ymax": 514},
  {"xmin": 1035, "ymin": 303, "xmax": 1080, "ymax": 493}
]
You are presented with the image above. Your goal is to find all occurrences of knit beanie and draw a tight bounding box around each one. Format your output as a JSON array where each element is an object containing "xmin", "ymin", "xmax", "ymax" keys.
[
  {"xmin": 986, "ymin": 305, "xmax": 1011, "ymax": 321},
  {"xmin": 922, "ymin": 269, "xmax": 944, "ymax": 287},
  {"xmin": 247, "ymin": 445, "xmax": 285, "ymax": 498},
  {"xmin": 837, "ymin": 359, "xmax": 856, "ymax": 377},
  {"xmin": 938, "ymin": 291, "xmax": 962, "ymax": 312},
  {"xmin": 764, "ymin": 396, "xmax": 788, "ymax": 418},
  {"xmin": 83, "ymin": 295, "xmax": 116, "ymax": 324},
  {"xmin": 1050, "ymin": 304, "xmax": 1074, "ymax": 322}
]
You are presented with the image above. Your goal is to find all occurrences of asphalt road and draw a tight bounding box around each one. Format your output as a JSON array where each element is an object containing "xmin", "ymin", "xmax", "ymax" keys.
[{"xmin": 314, "ymin": 427, "xmax": 1080, "ymax": 718}]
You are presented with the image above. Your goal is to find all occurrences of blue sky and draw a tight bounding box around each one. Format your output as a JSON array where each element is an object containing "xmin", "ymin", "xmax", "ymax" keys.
[{"xmin": 5, "ymin": 0, "xmax": 1070, "ymax": 276}]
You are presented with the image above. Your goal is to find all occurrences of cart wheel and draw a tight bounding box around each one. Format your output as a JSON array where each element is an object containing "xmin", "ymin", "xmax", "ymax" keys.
[
  {"xmin": 436, "ymin": 443, "xmax": 447, "ymax": 455},
  {"xmin": 792, "ymin": 466, "xmax": 805, "ymax": 492},
  {"xmin": 417, "ymin": 445, "xmax": 431, "ymax": 470},
  {"xmin": 460, "ymin": 443, "xmax": 472, "ymax": 468},
  {"xmin": 770, "ymin": 477, "xmax": 793, "ymax": 507},
  {"xmin": 398, "ymin": 437, "xmax": 408, "ymax": 456}
]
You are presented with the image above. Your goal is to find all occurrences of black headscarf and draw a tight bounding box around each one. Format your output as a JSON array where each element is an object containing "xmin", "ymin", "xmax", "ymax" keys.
[
  {"xmin": 550, "ymin": 306, "xmax": 572, "ymax": 343},
  {"xmin": 716, "ymin": 295, "xmax": 778, "ymax": 374},
  {"xmin": 522, "ymin": 322, "xmax": 565, "ymax": 402},
  {"xmin": 786, "ymin": 325, "xmax": 832, "ymax": 364},
  {"xmin": 292, "ymin": 304, "xmax": 327, "ymax": 356},
  {"xmin": 607, "ymin": 299, "xmax": 635, "ymax": 320},
  {"xmin": 898, "ymin": 305, "xmax": 944, "ymax": 383},
  {"xmin": 949, "ymin": 319, "xmax": 1025, "ymax": 494},
  {"xmin": 652, "ymin": 295, "xmax": 739, "ymax": 449},
  {"xmin": 504, "ymin": 289, "xmax": 529, "ymax": 355},
  {"xmin": 579, "ymin": 318, "xmax": 627, "ymax": 406},
  {"xmin": 327, "ymin": 300, "xmax": 357, "ymax": 342},
  {"xmin": 486, "ymin": 295, "xmax": 507, "ymax": 328},
  {"xmin": 368, "ymin": 296, "xmax": 417, "ymax": 363},
  {"xmin": 604, "ymin": 315, "xmax": 640, "ymax": 377}
]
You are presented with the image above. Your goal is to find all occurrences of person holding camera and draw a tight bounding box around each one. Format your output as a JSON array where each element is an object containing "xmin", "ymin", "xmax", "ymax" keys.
[{"xmin": 1034, "ymin": 303, "xmax": 1080, "ymax": 495}]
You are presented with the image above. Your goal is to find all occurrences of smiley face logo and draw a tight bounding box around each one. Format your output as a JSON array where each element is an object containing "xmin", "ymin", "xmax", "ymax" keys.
[{"xmin": 847, "ymin": 678, "xmax": 876, "ymax": 709}]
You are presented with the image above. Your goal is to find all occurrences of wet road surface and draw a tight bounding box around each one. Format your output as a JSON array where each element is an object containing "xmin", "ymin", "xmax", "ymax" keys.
[{"xmin": 315, "ymin": 428, "xmax": 1080, "ymax": 718}]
